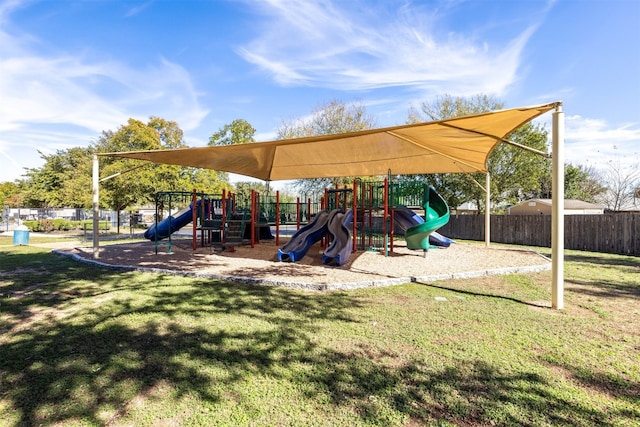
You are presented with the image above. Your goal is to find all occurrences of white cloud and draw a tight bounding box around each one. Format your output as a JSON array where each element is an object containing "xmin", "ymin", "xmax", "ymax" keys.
[
  {"xmin": 0, "ymin": 52, "xmax": 209, "ymax": 133},
  {"xmin": 237, "ymin": 0, "xmax": 537, "ymax": 97},
  {"xmin": 124, "ymin": 0, "xmax": 155, "ymax": 18},
  {"xmin": 0, "ymin": 123, "xmax": 97, "ymax": 181},
  {"xmin": 0, "ymin": 2, "xmax": 210, "ymax": 181},
  {"xmin": 564, "ymin": 115, "xmax": 640, "ymax": 169}
]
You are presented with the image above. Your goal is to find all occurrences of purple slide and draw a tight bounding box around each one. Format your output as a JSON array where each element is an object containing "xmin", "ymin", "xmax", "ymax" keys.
[
  {"xmin": 278, "ymin": 210, "xmax": 331, "ymax": 262},
  {"xmin": 322, "ymin": 209, "xmax": 354, "ymax": 266}
]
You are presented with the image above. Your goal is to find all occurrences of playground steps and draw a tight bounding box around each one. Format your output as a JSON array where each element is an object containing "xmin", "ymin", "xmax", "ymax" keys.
[{"xmin": 224, "ymin": 220, "xmax": 246, "ymax": 245}]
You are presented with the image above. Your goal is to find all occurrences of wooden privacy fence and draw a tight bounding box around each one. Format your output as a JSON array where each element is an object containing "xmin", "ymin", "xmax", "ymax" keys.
[{"xmin": 438, "ymin": 213, "xmax": 640, "ymax": 256}]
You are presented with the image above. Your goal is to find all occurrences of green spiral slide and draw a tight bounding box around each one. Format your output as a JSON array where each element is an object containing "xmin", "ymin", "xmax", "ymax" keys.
[{"xmin": 405, "ymin": 186, "xmax": 450, "ymax": 251}]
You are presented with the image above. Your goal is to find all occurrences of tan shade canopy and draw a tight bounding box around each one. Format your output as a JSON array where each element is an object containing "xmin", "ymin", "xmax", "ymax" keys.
[{"xmin": 102, "ymin": 102, "xmax": 559, "ymax": 181}]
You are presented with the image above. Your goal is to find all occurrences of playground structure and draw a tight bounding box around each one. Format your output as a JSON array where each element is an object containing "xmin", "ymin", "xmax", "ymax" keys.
[
  {"xmin": 145, "ymin": 177, "xmax": 452, "ymax": 263},
  {"xmin": 144, "ymin": 189, "xmax": 273, "ymax": 254},
  {"xmin": 97, "ymin": 102, "xmax": 565, "ymax": 309}
]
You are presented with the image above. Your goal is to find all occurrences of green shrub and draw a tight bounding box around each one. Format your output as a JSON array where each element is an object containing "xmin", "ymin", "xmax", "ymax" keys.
[
  {"xmin": 22, "ymin": 220, "xmax": 39, "ymax": 232},
  {"xmin": 53, "ymin": 218, "xmax": 74, "ymax": 231},
  {"xmin": 38, "ymin": 219, "xmax": 55, "ymax": 232},
  {"xmin": 81, "ymin": 220, "xmax": 111, "ymax": 231}
]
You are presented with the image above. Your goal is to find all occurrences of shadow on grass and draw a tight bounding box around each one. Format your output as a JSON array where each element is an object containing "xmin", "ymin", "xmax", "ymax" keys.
[
  {"xmin": 1, "ymin": 249, "xmax": 360, "ymax": 426},
  {"xmin": 1, "ymin": 248, "xmax": 636, "ymax": 426},
  {"xmin": 564, "ymin": 251, "xmax": 640, "ymax": 300},
  {"xmin": 541, "ymin": 358, "xmax": 640, "ymax": 412},
  {"xmin": 414, "ymin": 281, "xmax": 550, "ymax": 308},
  {"xmin": 564, "ymin": 252, "xmax": 640, "ymax": 268},
  {"xmin": 303, "ymin": 350, "xmax": 635, "ymax": 426},
  {"xmin": 566, "ymin": 276, "xmax": 640, "ymax": 301}
]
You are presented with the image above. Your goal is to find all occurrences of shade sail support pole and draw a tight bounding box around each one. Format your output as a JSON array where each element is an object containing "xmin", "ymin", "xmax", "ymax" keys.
[
  {"xmin": 552, "ymin": 105, "xmax": 565, "ymax": 310},
  {"xmin": 465, "ymin": 174, "xmax": 486, "ymax": 192},
  {"xmin": 485, "ymin": 172, "xmax": 491, "ymax": 247},
  {"xmin": 91, "ymin": 158, "xmax": 153, "ymax": 260},
  {"xmin": 92, "ymin": 155, "xmax": 100, "ymax": 259},
  {"xmin": 99, "ymin": 163, "xmax": 149, "ymax": 183}
]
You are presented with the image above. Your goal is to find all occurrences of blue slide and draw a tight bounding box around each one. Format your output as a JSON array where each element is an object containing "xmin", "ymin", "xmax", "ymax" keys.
[
  {"xmin": 144, "ymin": 205, "xmax": 196, "ymax": 241},
  {"xmin": 393, "ymin": 206, "xmax": 454, "ymax": 248},
  {"xmin": 322, "ymin": 209, "xmax": 354, "ymax": 266},
  {"xmin": 278, "ymin": 210, "xmax": 331, "ymax": 262}
]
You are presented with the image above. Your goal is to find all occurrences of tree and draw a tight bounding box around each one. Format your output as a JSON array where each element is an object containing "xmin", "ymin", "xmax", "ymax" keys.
[
  {"xmin": 20, "ymin": 147, "xmax": 94, "ymax": 208},
  {"xmin": 565, "ymin": 164, "xmax": 606, "ymax": 202},
  {"xmin": 95, "ymin": 118, "xmax": 178, "ymax": 216},
  {"xmin": 233, "ymin": 181, "xmax": 267, "ymax": 206},
  {"xmin": 405, "ymin": 94, "xmax": 551, "ymax": 212},
  {"xmin": 485, "ymin": 122, "xmax": 550, "ymax": 208},
  {"xmin": 276, "ymin": 99, "xmax": 377, "ymax": 195},
  {"xmin": 95, "ymin": 117, "xmax": 231, "ymax": 230},
  {"xmin": 208, "ymin": 119, "xmax": 256, "ymax": 146},
  {"xmin": 409, "ymin": 93, "xmax": 503, "ymax": 122},
  {"xmin": 11, "ymin": 117, "xmax": 230, "ymax": 223},
  {"xmin": 530, "ymin": 163, "xmax": 606, "ymax": 202},
  {"xmin": 597, "ymin": 159, "xmax": 640, "ymax": 211},
  {"xmin": 184, "ymin": 168, "xmax": 231, "ymax": 194},
  {"xmin": 0, "ymin": 181, "xmax": 23, "ymax": 208}
]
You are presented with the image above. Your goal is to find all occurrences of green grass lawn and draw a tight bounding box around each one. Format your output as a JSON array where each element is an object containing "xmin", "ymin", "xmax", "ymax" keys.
[{"xmin": 0, "ymin": 241, "xmax": 638, "ymax": 426}]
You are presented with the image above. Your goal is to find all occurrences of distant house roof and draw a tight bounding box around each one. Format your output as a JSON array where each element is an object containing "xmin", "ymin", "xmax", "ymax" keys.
[
  {"xmin": 455, "ymin": 202, "xmax": 479, "ymax": 211},
  {"xmin": 520, "ymin": 199, "xmax": 604, "ymax": 210},
  {"xmin": 510, "ymin": 199, "xmax": 606, "ymax": 211}
]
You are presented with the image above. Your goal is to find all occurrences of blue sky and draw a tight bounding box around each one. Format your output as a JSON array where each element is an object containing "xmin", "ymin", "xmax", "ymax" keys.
[{"xmin": 1, "ymin": 0, "xmax": 639, "ymax": 185}]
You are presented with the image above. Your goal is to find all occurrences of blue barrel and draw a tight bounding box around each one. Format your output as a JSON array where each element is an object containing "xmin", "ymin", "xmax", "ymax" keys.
[{"xmin": 13, "ymin": 229, "xmax": 30, "ymax": 245}]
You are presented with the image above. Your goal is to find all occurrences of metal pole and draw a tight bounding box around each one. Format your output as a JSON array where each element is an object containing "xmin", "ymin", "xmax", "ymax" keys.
[
  {"xmin": 275, "ymin": 190, "xmax": 280, "ymax": 246},
  {"xmin": 92, "ymin": 154, "xmax": 100, "ymax": 259},
  {"xmin": 485, "ymin": 172, "xmax": 491, "ymax": 247},
  {"xmin": 383, "ymin": 177, "xmax": 388, "ymax": 257},
  {"xmin": 251, "ymin": 189, "xmax": 256, "ymax": 248},
  {"xmin": 352, "ymin": 179, "xmax": 357, "ymax": 253},
  {"xmin": 192, "ymin": 189, "xmax": 197, "ymax": 251},
  {"xmin": 552, "ymin": 105, "xmax": 565, "ymax": 309}
]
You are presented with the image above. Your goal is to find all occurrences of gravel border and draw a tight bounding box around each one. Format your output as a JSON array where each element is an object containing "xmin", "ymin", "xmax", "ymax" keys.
[{"xmin": 53, "ymin": 244, "xmax": 551, "ymax": 291}]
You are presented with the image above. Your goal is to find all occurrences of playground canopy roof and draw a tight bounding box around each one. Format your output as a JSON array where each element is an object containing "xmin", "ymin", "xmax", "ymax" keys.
[{"xmin": 102, "ymin": 102, "xmax": 560, "ymax": 181}]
